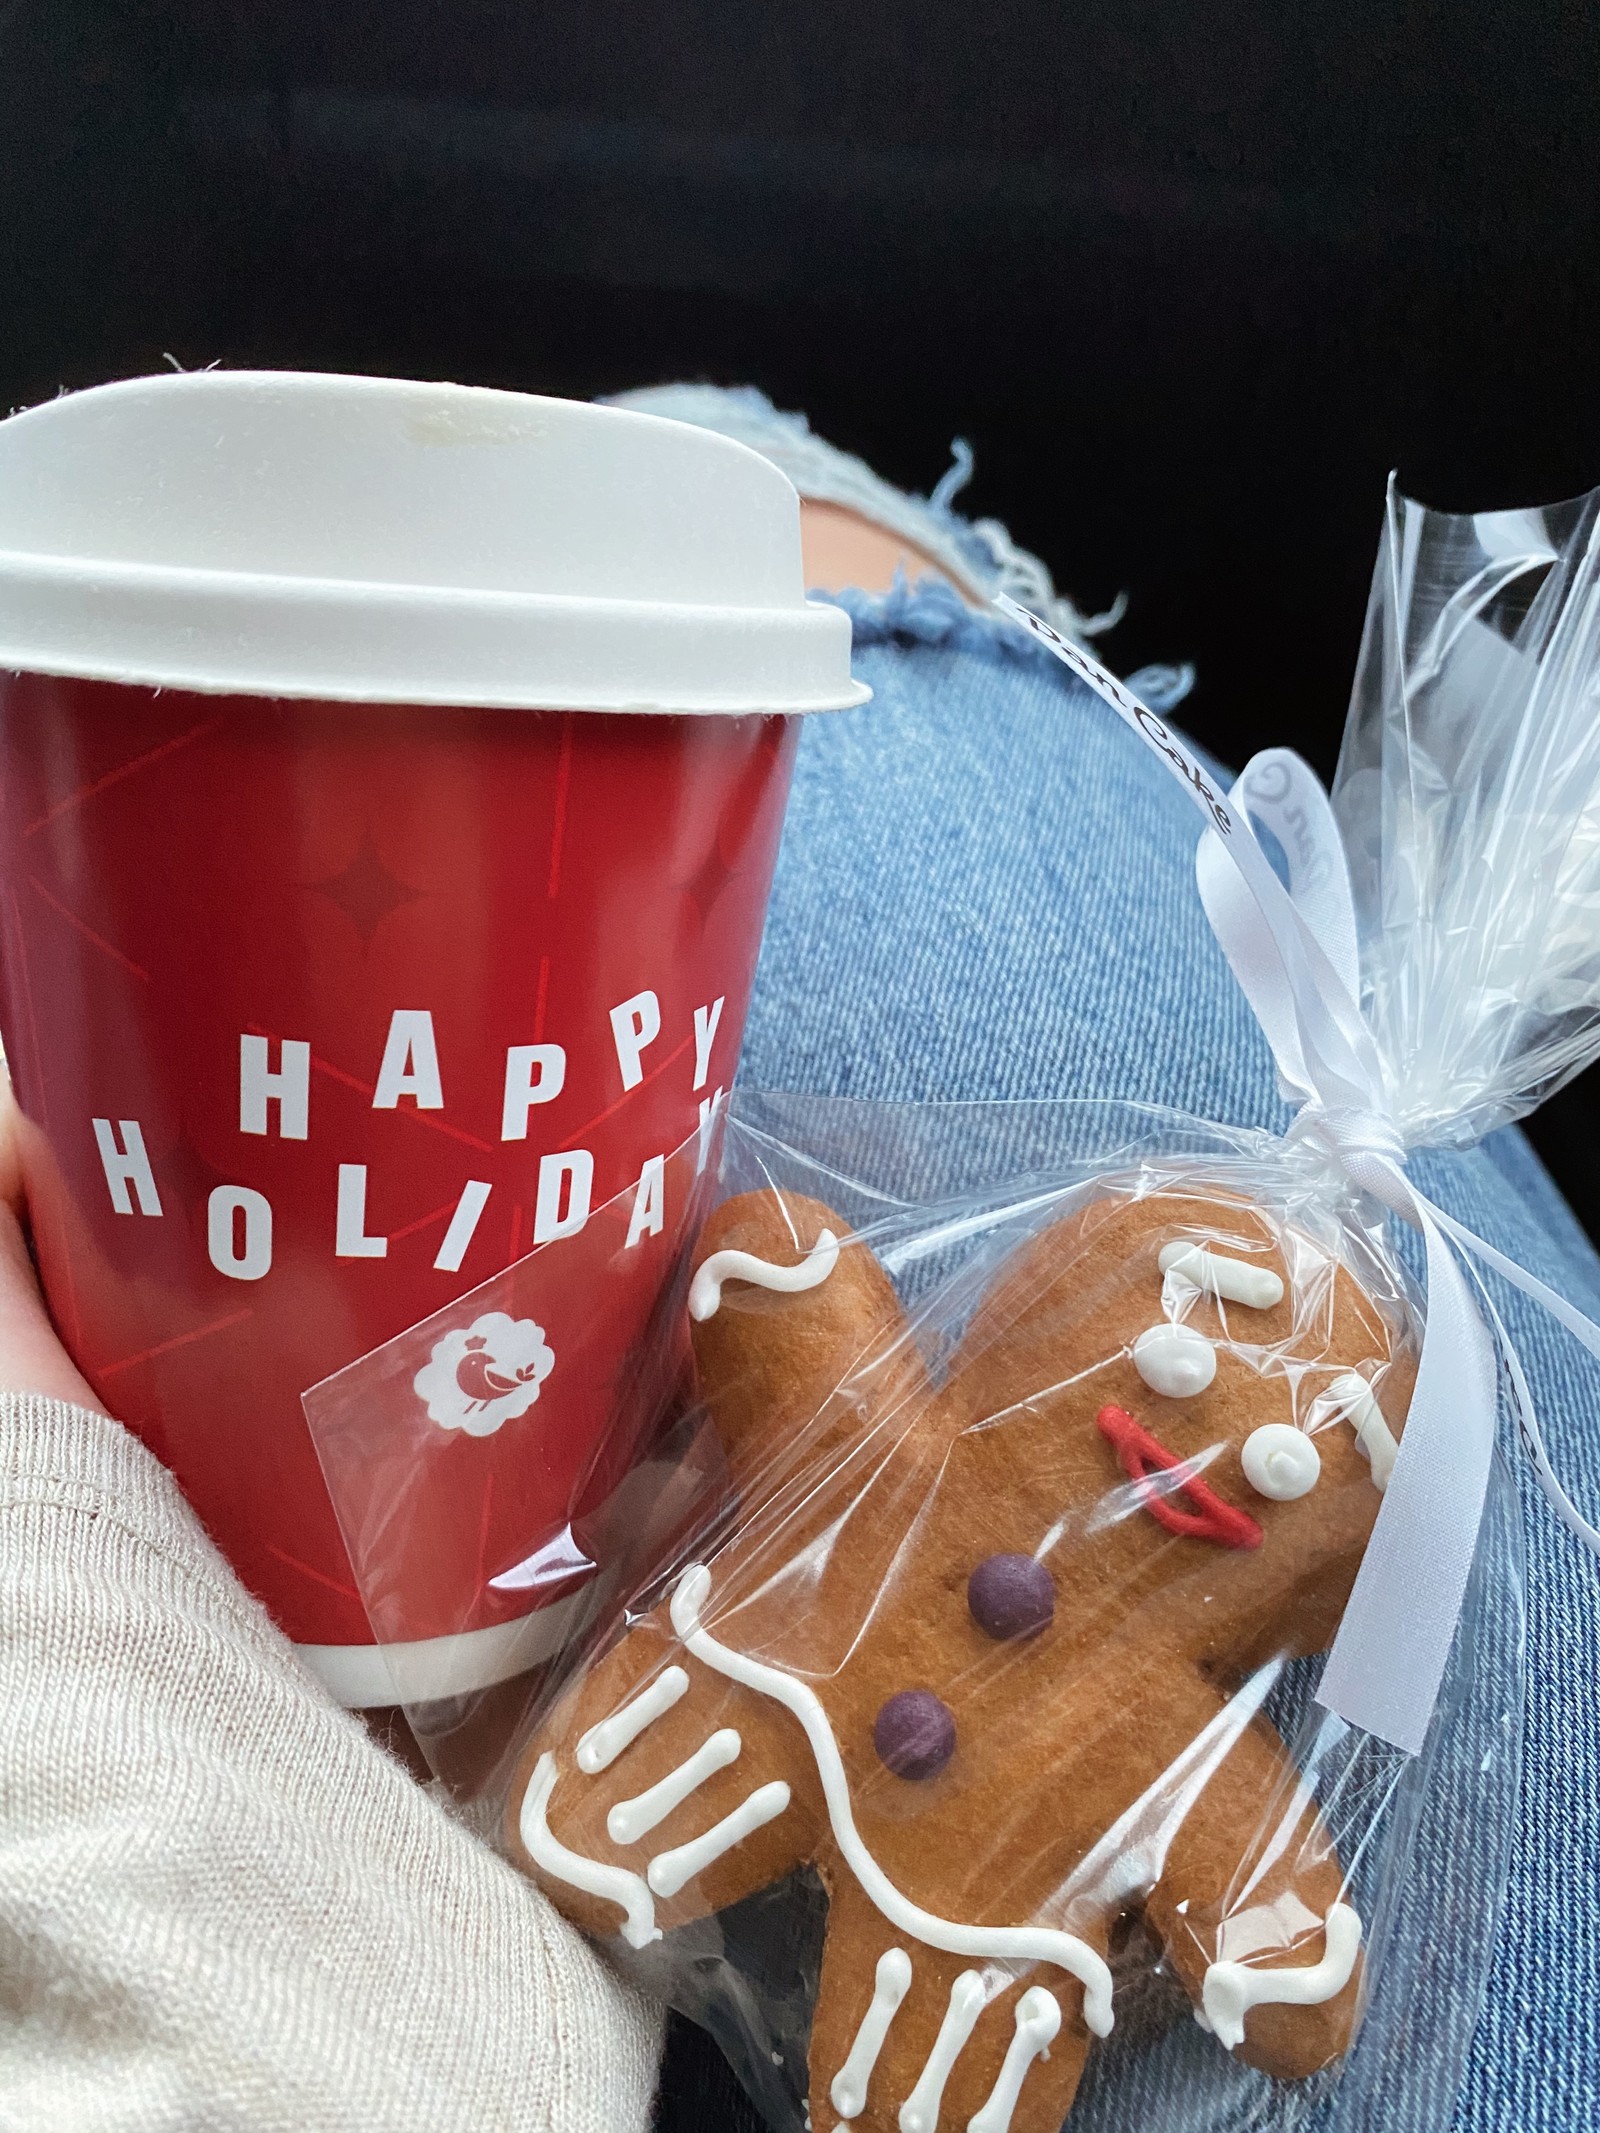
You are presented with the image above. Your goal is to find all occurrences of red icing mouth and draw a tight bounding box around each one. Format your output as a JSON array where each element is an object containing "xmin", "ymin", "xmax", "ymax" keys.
[{"xmin": 1096, "ymin": 1403, "xmax": 1263, "ymax": 1550}]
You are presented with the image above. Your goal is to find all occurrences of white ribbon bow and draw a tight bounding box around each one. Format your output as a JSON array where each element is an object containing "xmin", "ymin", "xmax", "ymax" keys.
[{"xmin": 998, "ymin": 594, "xmax": 1600, "ymax": 1754}]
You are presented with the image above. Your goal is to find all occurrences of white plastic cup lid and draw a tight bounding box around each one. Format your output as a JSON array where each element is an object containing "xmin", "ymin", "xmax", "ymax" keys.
[{"xmin": 0, "ymin": 371, "xmax": 869, "ymax": 715}]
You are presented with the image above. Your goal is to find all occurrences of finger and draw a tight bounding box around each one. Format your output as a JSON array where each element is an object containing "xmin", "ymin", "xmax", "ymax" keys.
[
  {"xmin": 0, "ymin": 1063, "xmax": 26, "ymax": 1216},
  {"xmin": 0, "ymin": 1201, "xmax": 106, "ymax": 1412}
]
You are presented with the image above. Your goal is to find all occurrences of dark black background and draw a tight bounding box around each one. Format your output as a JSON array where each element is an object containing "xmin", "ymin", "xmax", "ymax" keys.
[
  {"xmin": 8, "ymin": 3, "xmax": 1600, "ymax": 778},
  {"xmin": 3, "ymin": 6, "xmax": 1598, "ymax": 2123}
]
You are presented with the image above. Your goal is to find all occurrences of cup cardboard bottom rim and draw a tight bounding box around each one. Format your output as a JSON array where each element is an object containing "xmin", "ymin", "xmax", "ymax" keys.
[{"xmin": 296, "ymin": 1591, "xmax": 595, "ymax": 1708}]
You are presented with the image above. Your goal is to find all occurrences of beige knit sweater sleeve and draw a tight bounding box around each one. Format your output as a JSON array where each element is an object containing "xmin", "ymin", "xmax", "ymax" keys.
[{"xmin": 0, "ymin": 1393, "xmax": 663, "ymax": 2133}]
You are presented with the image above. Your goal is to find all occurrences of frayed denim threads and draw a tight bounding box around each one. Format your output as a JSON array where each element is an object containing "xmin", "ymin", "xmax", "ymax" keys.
[{"xmin": 825, "ymin": 573, "xmax": 1196, "ymax": 712}]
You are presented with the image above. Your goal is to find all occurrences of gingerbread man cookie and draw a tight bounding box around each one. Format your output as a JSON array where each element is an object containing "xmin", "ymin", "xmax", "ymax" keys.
[{"xmin": 510, "ymin": 1182, "xmax": 1411, "ymax": 2133}]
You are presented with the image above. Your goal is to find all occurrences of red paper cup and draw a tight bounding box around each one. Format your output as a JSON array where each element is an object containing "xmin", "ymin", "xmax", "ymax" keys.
[{"xmin": 0, "ymin": 373, "xmax": 865, "ymax": 1703}]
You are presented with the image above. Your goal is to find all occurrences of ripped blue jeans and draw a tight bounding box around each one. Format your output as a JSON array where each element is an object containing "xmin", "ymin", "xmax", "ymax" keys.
[{"xmin": 634, "ymin": 388, "xmax": 1596, "ymax": 2133}]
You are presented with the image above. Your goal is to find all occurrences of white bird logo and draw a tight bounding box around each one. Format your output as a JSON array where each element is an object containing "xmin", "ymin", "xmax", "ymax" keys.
[{"xmin": 413, "ymin": 1311, "xmax": 555, "ymax": 1438}]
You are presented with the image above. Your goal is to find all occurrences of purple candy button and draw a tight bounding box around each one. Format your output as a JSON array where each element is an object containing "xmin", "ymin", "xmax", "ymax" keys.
[
  {"xmin": 967, "ymin": 1553, "xmax": 1055, "ymax": 1641},
  {"xmin": 872, "ymin": 1689, "xmax": 956, "ymax": 1780}
]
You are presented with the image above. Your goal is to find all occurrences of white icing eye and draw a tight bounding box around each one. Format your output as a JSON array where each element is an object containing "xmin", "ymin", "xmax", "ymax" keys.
[
  {"xmin": 1241, "ymin": 1423, "xmax": 1321, "ymax": 1501},
  {"xmin": 1132, "ymin": 1321, "xmax": 1217, "ymax": 1398}
]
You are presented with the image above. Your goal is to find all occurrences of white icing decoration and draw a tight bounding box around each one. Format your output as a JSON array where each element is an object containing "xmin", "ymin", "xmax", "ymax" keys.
[
  {"xmin": 1316, "ymin": 1372, "xmax": 1399, "ymax": 1492},
  {"xmin": 968, "ymin": 1986, "xmax": 1062, "ymax": 2133},
  {"xmin": 520, "ymin": 1752, "xmax": 660, "ymax": 1948},
  {"xmin": 830, "ymin": 1947, "xmax": 913, "ymax": 2120},
  {"xmin": 606, "ymin": 1728, "xmax": 742, "ymax": 1845},
  {"xmin": 1132, "ymin": 1321, "xmax": 1218, "ymax": 1398},
  {"xmin": 897, "ymin": 1969, "xmax": 987, "ymax": 2133},
  {"xmin": 576, "ymin": 1665, "xmax": 689, "ymax": 1774},
  {"xmin": 670, "ymin": 1565, "xmax": 1115, "ymax": 2036},
  {"xmin": 1159, "ymin": 1242, "xmax": 1284, "ymax": 1311},
  {"xmin": 645, "ymin": 1780, "xmax": 792, "ymax": 1898},
  {"xmin": 1201, "ymin": 1902, "xmax": 1362, "ymax": 2050},
  {"xmin": 688, "ymin": 1230, "xmax": 841, "ymax": 1321},
  {"xmin": 1240, "ymin": 1423, "xmax": 1322, "ymax": 1501}
]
